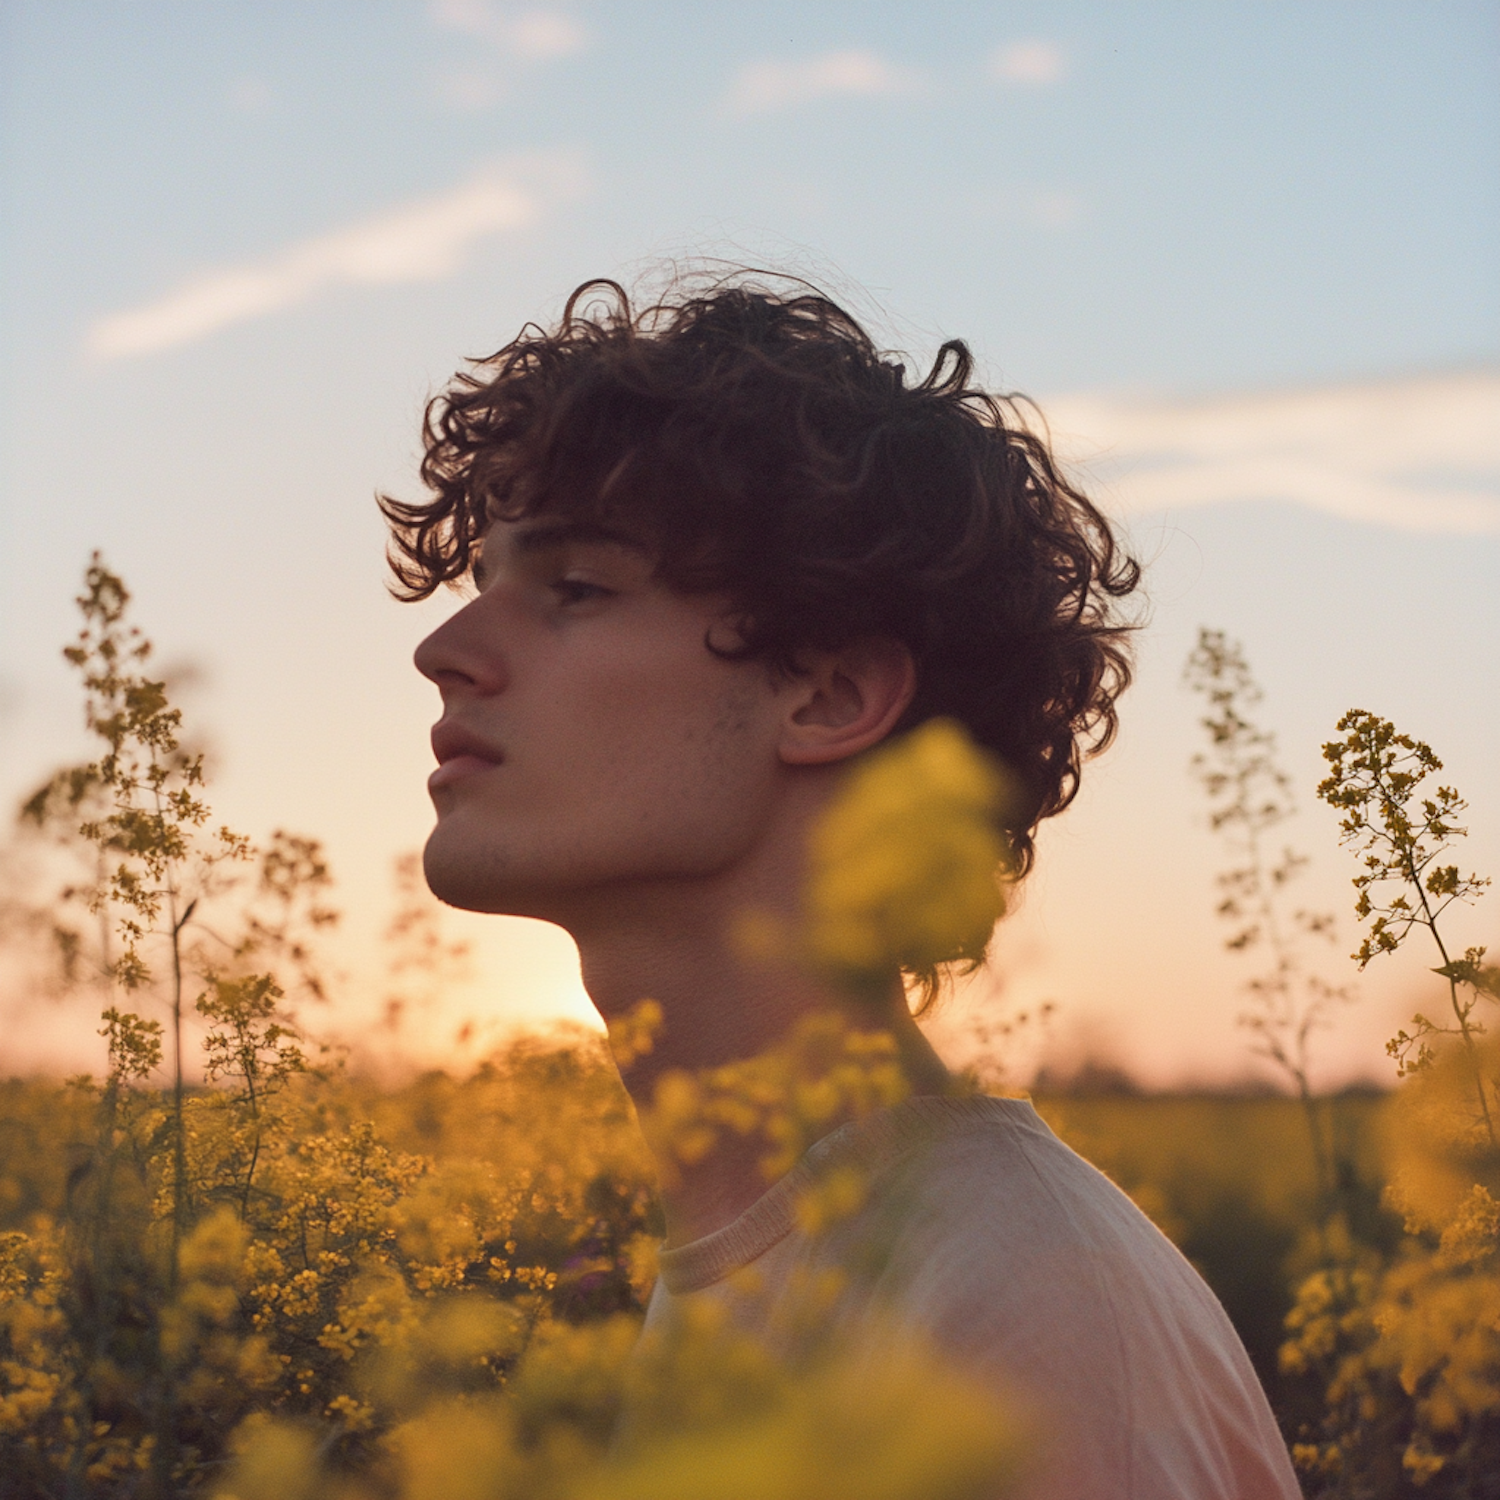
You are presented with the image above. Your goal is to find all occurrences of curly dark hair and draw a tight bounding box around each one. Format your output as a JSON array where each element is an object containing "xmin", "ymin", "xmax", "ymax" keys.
[{"xmin": 381, "ymin": 274, "xmax": 1140, "ymax": 880}]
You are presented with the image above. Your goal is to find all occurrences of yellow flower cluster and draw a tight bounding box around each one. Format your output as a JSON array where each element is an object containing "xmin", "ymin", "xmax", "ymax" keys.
[
  {"xmin": 0, "ymin": 1002, "xmax": 1032, "ymax": 1499},
  {"xmin": 1281, "ymin": 1035, "xmax": 1500, "ymax": 1486},
  {"xmin": 643, "ymin": 1011, "xmax": 910, "ymax": 1182},
  {"xmin": 0, "ymin": 1024, "xmax": 664, "ymax": 1495},
  {"xmin": 218, "ymin": 1289, "xmax": 1022, "ymax": 1500},
  {"xmin": 806, "ymin": 718, "xmax": 1014, "ymax": 992},
  {"xmin": 0, "ymin": 560, "xmax": 1038, "ymax": 1498}
]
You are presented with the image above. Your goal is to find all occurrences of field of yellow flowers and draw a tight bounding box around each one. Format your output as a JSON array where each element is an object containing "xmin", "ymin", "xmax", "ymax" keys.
[{"xmin": 2, "ymin": 564, "xmax": 1496, "ymax": 1497}]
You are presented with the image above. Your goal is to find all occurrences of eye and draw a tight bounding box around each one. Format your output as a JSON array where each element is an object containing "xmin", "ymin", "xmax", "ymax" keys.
[{"xmin": 551, "ymin": 577, "xmax": 612, "ymax": 606}]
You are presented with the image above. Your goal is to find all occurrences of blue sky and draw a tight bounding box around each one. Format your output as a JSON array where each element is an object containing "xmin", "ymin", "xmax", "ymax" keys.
[
  {"xmin": 7, "ymin": 2, "xmax": 1497, "ymax": 388},
  {"xmin": 2, "ymin": 1, "xmax": 1498, "ymax": 1082}
]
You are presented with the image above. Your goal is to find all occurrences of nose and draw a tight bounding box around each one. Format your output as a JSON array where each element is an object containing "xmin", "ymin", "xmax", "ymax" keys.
[{"xmin": 413, "ymin": 593, "xmax": 509, "ymax": 697}]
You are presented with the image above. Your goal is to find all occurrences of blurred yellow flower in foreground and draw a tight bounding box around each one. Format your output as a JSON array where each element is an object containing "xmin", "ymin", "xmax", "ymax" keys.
[
  {"xmin": 218, "ymin": 1298, "xmax": 1025, "ymax": 1500},
  {"xmin": 642, "ymin": 1011, "xmax": 909, "ymax": 1184},
  {"xmin": 807, "ymin": 718, "xmax": 1014, "ymax": 990},
  {"xmin": 606, "ymin": 1300, "xmax": 1026, "ymax": 1500}
]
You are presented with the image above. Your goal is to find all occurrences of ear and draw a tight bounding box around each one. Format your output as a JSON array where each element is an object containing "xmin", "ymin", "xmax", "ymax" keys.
[{"xmin": 777, "ymin": 637, "xmax": 918, "ymax": 766}]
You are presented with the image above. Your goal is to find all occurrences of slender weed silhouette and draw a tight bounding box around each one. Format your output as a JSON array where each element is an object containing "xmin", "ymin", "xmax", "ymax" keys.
[{"xmin": 1184, "ymin": 628, "xmax": 1351, "ymax": 1211}]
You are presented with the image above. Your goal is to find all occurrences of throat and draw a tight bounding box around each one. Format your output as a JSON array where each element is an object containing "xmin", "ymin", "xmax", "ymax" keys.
[{"xmin": 597, "ymin": 974, "xmax": 952, "ymax": 1250}]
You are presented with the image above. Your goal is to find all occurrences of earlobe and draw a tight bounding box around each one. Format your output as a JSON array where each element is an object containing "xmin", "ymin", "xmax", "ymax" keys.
[{"xmin": 778, "ymin": 637, "xmax": 917, "ymax": 766}]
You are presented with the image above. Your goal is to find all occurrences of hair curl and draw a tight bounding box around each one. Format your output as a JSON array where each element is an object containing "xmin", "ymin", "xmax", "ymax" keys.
[{"xmin": 382, "ymin": 274, "xmax": 1141, "ymax": 882}]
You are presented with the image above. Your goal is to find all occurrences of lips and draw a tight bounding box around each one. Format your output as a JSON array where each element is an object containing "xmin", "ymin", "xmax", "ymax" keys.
[{"xmin": 429, "ymin": 721, "xmax": 504, "ymax": 792}]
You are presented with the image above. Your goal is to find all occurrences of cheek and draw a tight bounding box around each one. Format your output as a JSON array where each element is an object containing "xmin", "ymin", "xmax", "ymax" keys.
[{"xmin": 592, "ymin": 662, "xmax": 778, "ymax": 826}]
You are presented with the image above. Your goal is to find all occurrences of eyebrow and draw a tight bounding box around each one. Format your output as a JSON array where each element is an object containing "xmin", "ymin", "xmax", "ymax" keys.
[
  {"xmin": 512, "ymin": 520, "xmax": 652, "ymax": 556},
  {"xmin": 473, "ymin": 519, "xmax": 652, "ymax": 588}
]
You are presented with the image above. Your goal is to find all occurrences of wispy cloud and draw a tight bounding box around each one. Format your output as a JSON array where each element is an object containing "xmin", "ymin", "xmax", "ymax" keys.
[
  {"xmin": 429, "ymin": 3, "xmax": 587, "ymax": 110},
  {"xmin": 725, "ymin": 49, "xmax": 926, "ymax": 116},
  {"xmin": 989, "ymin": 41, "xmax": 1066, "ymax": 85},
  {"xmin": 1045, "ymin": 372, "xmax": 1500, "ymax": 534},
  {"xmin": 86, "ymin": 154, "xmax": 584, "ymax": 362},
  {"xmin": 429, "ymin": 1, "xmax": 588, "ymax": 59}
]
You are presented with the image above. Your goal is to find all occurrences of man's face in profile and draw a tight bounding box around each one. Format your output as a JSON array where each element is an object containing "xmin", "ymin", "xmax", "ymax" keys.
[{"xmin": 414, "ymin": 518, "xmax": 786, "ymax": 921}]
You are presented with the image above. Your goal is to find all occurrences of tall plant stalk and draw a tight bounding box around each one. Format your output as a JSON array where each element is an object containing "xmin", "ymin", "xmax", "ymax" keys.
[
  {"xmin": 1318, "ymin": 709, "xmax": 1496, "ymax": 1145},
  {"xmin": 25, "ymin": 557, "xmax": 250, "ymax": 1492},
  {"xmin": 1185, "ymin": 628, "xmax": 1350, "ymax": 1215}
]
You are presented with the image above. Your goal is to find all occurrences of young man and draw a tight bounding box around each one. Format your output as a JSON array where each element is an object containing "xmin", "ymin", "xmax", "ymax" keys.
[{"xmin": 384, "ymin": 277, "xmax": 1301, "ymax": 1498}]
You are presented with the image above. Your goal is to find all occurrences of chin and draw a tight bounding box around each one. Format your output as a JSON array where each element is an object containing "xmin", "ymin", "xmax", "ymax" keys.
[
  {"xmin": 423, "ymin": 830, "xmax": 512, "ymax": 914},
  {"xmin": 420, "ymin": 826, "xmax": 570, "ymax": 921}
]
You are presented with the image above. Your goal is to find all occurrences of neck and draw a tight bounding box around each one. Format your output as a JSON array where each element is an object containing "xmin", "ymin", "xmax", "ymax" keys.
[{"xmin": 567, "ymin": 866, "xmax": 952, "ymax": 1248}]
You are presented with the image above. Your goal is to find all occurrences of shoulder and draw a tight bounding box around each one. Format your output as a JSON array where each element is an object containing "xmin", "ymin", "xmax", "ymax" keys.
[
  {"xmin": 843, "ymin": 1096, "xmax": 1230, "ymax": 1347},
  {"xmin": 818, "ymin": 1097, "xmax": 1300, "ymax": 1499},
  {"xmin": 836, "ymin": 1095, "xmax": 1182, "ymax": 1270}
]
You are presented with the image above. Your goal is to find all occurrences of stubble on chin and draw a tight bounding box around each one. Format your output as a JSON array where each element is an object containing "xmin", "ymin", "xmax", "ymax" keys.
[
  {"xmin": 421, "ymin": 816, "xmax": 586, "ymax": 922},
  {"xmin": 421, "ymin": 824, "xmax": 511, "ymax": 914}
]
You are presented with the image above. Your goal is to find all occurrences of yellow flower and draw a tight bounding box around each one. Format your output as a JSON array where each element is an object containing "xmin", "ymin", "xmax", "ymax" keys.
[{"xmin": 807, "ymin": 719, "xmax": 1013, "ymax": 990}]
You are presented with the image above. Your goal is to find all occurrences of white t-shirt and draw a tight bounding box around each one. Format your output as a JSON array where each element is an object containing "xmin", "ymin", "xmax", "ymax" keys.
[{"xmin": 643, "ymin": 1095, "xmax": 1301, "ymax": 1500}]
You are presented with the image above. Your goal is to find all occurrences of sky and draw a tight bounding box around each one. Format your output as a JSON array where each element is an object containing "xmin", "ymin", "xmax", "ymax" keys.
[{"xmin": 2, "ymin": 0, "xmax": 1498, "ymax": 1087}]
